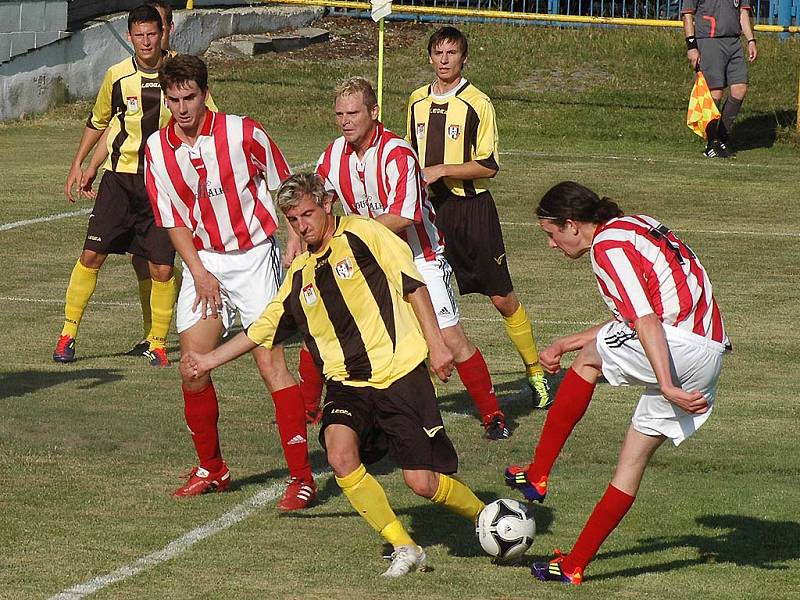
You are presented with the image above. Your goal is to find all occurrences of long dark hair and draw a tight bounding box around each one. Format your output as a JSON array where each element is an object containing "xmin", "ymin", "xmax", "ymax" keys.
[{"xmin": 536, "ymin": 181, "xmax": 623, "ymax": 226}]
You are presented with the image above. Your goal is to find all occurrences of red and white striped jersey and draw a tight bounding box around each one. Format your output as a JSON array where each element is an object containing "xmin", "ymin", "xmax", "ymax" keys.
[
  {"xmin": 591, "ymin": 215, "xmax": 727, "ymax": 344},
  {"xmin": 315, "ymin": 123, "xmax": 444, "ymax": 263},
  {"xmin": 145, "ymin": 110, "xmax": 291, "ymax": 252}
]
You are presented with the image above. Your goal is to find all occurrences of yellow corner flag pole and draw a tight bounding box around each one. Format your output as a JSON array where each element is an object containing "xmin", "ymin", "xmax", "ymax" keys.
[
  {"xmin": 377, "ymin": 18, "xmax": 385, "ymax": 119},
  {"xmin": 186, "ymin": 0, "xmax": 194, "ymax": 8}
]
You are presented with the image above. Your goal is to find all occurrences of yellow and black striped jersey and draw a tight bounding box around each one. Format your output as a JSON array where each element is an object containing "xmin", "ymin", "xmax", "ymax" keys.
[
  {"xmin": 247, "ymin": 216, "xmax": 429, "ymax": 389},
  {"xmin": 87, "ymin": 53, "xmax": 217, "ymax": 175},
  {"xmin": 406, "ymin": 79, "xmax": 500, "ymax": 199}
]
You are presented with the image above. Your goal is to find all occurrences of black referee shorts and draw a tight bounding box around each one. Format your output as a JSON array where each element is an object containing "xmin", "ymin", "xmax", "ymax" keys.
[
  {"xmin": 83, "ymin": 171, "xmax": 175, "ymax": 265},
  {"xmin": 431, "ymin": 190, "xmax": 514, "ymax": 297},
  {"xmin": 319, "ymin": 362, "xmax": 459, "ymax": 474}
]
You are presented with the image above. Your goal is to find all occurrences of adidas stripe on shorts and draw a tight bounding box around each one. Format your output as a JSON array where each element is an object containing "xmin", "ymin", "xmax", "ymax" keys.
[{"xmin": 415, "ymin": 256, "xmax": 460, "ymax": 329}]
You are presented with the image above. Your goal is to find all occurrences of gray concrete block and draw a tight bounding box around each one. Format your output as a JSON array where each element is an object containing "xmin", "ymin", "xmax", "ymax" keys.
[
  {"xmin": 9, "ymin": 31, "xmax": 34, "ymax": 57},
  {"xmin": 0, "ymin": 3, "xmax": 21, "ymax": 33},
  {"xmin": 20, "ymin": 1, "xmax": 46, "ymax": 32},
  {"xmin": 230, "ymin": 37, "xmax": 274, "ymax": 56},
  {"xmin": 44, "ymin": 0, "xmax": 68, "ymax": 32},
  {"xmin": 35, "ymin": 30, "xmax": 59, "ymax": 48},
  {"xmin": 0, "ymin": 33, "xmax": 11, "ymax": 63}
]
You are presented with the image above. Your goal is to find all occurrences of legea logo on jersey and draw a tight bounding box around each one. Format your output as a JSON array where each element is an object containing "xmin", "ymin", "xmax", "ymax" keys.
[
  {"xmin": 447, "ymin": 124, "xmax": 461, "ymax": 140},
  {"xmin": 416, "ymin": 123, "xmax": 426, "ymax": 139},
  {"xmin": 334, "ymin": 257, "xmax": 354, "ymax": 279},
  {"xmin": 302, "ymin": 283, "xmax": 318, "ymax": 305},
  {"xmin": 126, "ymin": 96, "xmax": 139, "ymax": 113}
]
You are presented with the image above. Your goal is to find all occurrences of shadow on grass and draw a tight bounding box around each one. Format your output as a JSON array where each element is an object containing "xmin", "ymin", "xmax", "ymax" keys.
[
  {"xmin": 0, "ymin": 368, "xmax": 125, "ymax": 400},
  {"xmin": 591, "ymin": 513, "xmax": 800, "ymax": 581},
  {"xmin": 730, "ymin": 110, "xmax": 796, "ymax": 152},
  {"xmin": 225, "ymin": 448, "xmax": 329, "ymax": 493}
]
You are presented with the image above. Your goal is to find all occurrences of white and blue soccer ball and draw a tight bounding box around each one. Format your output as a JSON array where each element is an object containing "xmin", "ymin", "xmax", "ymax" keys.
[{"xmin": 476, "ymin": 498, "xmax": 536, "ymax": 561}]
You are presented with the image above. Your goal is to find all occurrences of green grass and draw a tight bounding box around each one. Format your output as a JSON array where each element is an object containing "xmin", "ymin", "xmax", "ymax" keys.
[{"xmin": 1, "ymin": 16, "xmax": 799, "ymax": 599}]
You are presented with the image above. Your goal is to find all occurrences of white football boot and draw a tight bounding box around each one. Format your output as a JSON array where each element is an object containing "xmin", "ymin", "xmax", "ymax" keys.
[{"xmin": 381, "ymin": 545, "xmax": 427, "ymax": 577}]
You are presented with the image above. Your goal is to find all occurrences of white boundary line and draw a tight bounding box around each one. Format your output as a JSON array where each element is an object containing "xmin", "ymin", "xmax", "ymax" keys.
[
  {"xmin": 49, "ymin": 470, "xmax": 331, "ymax": 600},
  {"xmin": 0, "ymin": 208, "xmax": 92, "ymax": 232},
  {"xmin": 500, "ymin": 222, "xmax": 800, "ymax": 238}
]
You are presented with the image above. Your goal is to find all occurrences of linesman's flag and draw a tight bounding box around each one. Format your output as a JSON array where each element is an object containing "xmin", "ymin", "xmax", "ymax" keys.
[
  {"xmin": 371, "ymin": 0, "xmax": 392, "ymax": 21},
  {"xmin": 687, "ymin": 70, "xmax": 720, "ymax": 139}
]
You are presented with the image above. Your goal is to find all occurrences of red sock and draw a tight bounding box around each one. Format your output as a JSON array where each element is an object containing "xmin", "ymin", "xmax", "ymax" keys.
[
  {"xmin": 562, "ymin": 484, "xmax": 636, "ymax": 574},
  {"xmin": 183, "ymin": 382, "xmax": 223, "ymax": 473},
  {"xmin": 455, "ymin": 348, "xmax": 500, "ymax": 422},
  {"xmin": 272, "ymin": 385, "xmax": 312, "ymax": 481},
  {"xmin": 528, "ymin": 367, "xmax": 596, "ymax": 483},
  {"xmin": 298, "ymin": 347, "xmax": 323, "ymax": 414}
]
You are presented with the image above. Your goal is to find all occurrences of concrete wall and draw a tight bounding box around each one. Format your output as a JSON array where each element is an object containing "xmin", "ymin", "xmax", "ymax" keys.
[
  {"xmin": 0, "ymin": 5, "xmax": 324, "ymax": 121},
  {"xmin": 0, "ymin": 1, "xmax": 69, "ymax": 62}
]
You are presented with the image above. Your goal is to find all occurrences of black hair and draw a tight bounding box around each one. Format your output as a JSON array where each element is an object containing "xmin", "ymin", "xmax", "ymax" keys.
[
  {"xmin": 427, "ymin": 26, "xmax": 468, "ymax": 57},
  {"xmin": 128, "ymin": 4, "xmax": 163, "ymax": 32},
  {"xmin": 536, "ymin": 181, "xmax": 624, "ymax": 226}
]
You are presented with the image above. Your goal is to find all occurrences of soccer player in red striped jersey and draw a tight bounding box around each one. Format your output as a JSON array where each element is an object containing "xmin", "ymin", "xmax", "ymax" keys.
[
  {"xmin": 505, "ymin": 181, "xmax": 729, "ymax": 585},
  {"xmin": 144, "ymin": 54, "xmax": 315, "ymax": 509},
  {"xmin": 308, "ymin": 77, "xmax": 509, "ymax": 440}
]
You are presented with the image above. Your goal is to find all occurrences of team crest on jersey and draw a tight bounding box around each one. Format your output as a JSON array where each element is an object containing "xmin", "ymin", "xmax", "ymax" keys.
[
  {"xmin": 416, "ymin": 123, "xmax": 426, "ymax": 139},
  {"xmin": 302, "ymin": 283, "xmax": 318, "ymax": 305},
  {"xmin": 447, "ymin": 124, "xmax": 461, "ymax": 140},
  {"xmin": 334, "ymin": 257, "xmax": 354, "ymax": 280},
  {"xmin": 126, "ymin": 96, "xmax": 139, "ymax": 113}
]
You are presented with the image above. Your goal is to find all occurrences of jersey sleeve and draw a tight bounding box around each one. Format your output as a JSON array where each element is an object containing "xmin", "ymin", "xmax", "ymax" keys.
[
  {"xmin": 246, "ymin": 266, "xmax": 300, "ymax": 348},
  {"xmin": 383, "ymin": 146, "xmax": 423, "ymax": 223},
  {"xmin": 204, "ymin": 91, "xmax": 219, "ymax": 112},
  {"xmin": 592, "ymin": 241, "xmax": 655, "ymax": 323},
  {"xmin": 249, "ymin": 119, "xmax": 292, "ymax": 190},
  {"xmin": 315, "ymin": 147, "xmax": 337, "ymax": 195},
  {"xmin": 86, "ymin": 68, "xmax": 114, "ymax": 130},
  {"xmin": 473, "ymin": 96, "xmax": 500, "ymax": 171},
  {"xmin": 144, "ymin": 134, "xmax": 188, "ymax": 229}
]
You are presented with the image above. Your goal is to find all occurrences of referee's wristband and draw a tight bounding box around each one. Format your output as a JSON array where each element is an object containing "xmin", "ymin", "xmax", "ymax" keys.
[
  {"xmin": 747, "ymin": 38, "xmax": 756, "ymax": 44},
  {"xmin": 686, "ymin": 36, "xmax": 698, "ymax": 50}
]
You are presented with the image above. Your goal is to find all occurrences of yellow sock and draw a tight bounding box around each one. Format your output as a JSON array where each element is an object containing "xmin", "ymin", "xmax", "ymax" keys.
[
  {"xmin": 502, "ymin": 304, "xmax": 543, "ymax": 376},
  {"xmin": 431, "ymin": 474, "xmax": 485, "ymax": 522},
  {"xmin": 146, "ymin": 277, "xmax": 177, "ymax": 350},
  {"xmin": 61, "ymin": 260, "xmax": 99, "ymax": 338},
  {"xmin": 137, "ymin": 278, "xmax": 152, "ymax": 339},
  {"xmin": 336, "ymin": 464, "xmax": 415, "ymax": 547}
]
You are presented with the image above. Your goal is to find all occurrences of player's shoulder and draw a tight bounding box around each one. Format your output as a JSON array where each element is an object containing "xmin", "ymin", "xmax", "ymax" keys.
[
  {"xmin": 339, "ymin": 214, "xmax": 388, "ymax": 240},
  {"xmin": 458, "ymin": 81, "xmax": 494, "ymax": 107},
  {"xmin": 105, "ymin": 56, "xmax": 138, "ymax": 81},
  {"xmin": 379, "ymin": 127, "xmax": 415, "ymax": 153},
  {"xmin": 409, "ymin": 83, "xmax": 433, "ymax": 104}
]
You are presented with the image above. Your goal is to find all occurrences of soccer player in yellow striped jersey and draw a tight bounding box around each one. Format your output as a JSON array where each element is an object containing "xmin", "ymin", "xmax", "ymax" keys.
[
  {"xmin": 181, "ymin": 174, "xmax": 486, "ymax": 577},
  {"xmin": 407, "ymin": 26, "xmax": 552, "ymax": 408}
]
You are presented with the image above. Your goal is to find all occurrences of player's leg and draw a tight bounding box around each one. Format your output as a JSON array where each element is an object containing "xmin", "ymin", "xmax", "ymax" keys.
[
  {"xmin": 505, "ymin": 332, "xmax": 603, "ymax": 502},
  {"xmin": 696, "ymin": 38, "xmax": 732, "ymax": 158},
  {"xmin": 297, "ymin": 341, "xmax": 324, "ymax": 424},
  {"xmin": 127, "ymin": 253, "xmax": 152, "ymax": 356},
  {"xmin": 402, "ymin": 469, "xmax": 484, "ymax": 522},
  {"xmin": 252, "ymin": 344, "xmax": 316, "ymax": 511},
  {"xmin": 532, "ymin": 427, "xmax": 665, "ymax": 585},
  {"xmin": 172, "ymin": 315, "xmax": 229, "ymax": 497},
  {"xmin": 718, "ymin": 39, "xmax": 749, "ymax": 149}
]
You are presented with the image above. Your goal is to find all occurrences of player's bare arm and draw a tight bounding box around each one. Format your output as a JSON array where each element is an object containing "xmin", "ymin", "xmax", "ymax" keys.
[
  {"xmin": 633, "ymin": 313, "xmax": 708, "ymax": 414},
  {"xmin": 181, "ymin": 331, "xmax": 259, "ymax": 380},
  {"xmin": 539, "ymin": 322, "xmax": 611, "ymax": 373},
  {"xmin": 682, "ymin": 14, "xmax": 700, "ymax": 69},
  {"xmin": 407, "ymin": 285, "xmax": 454, "ymax": 382},
  {"xmin": 65, "ymin": 127, "xmax": 105, "ymax": 202},
  {"xmin": 281, "ymin": 215, "xmax": 305, "ymax": 267},
  {"xmin": 422, "ymin": 161, "xmax": 497, "ymax": 186},
  {"xmin": 166, "ymin": 227, "xmax": 222, "ymax": 318},
  {"xmin": 741, "ymin": 9, "xmax": 758, "ymax": 62},
  {"xmin": 375, "ymin": 213, "xmax": 414, "ymax": 234}
]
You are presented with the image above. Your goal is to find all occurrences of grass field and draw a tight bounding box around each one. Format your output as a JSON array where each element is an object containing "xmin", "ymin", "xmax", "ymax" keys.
[{"xmin": 1, "ymin": 15, "xmax": 799, "ymax": 600}]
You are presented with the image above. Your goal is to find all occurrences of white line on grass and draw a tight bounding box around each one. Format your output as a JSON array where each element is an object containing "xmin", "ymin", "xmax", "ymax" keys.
[
  {"xmin": 500, "ymin": 222, "xmax": 800, "ymax": 238},
  {"xmin": 49, "ymin": 470, "xmax": 331, "ymax": 600},
  {"xmin": 0, "ymin": 208, "xmax": 92, "ymax": 232}
]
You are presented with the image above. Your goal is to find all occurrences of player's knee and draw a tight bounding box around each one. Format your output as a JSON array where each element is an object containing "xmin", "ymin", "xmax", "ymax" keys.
[
  {"xmin": 80, "ymin": 250, "xmax": 105, "ymax": 269},
  {"xmin": 326, "ymin": 446, "xmax": 360, "ymax": 478},
  {"xmin": 149, "ymin": 263, "xmax": 174, "ymax": 282},
  {"xmin": 403, "ymin": 470, "xmax": 438, "ymax": 499}
]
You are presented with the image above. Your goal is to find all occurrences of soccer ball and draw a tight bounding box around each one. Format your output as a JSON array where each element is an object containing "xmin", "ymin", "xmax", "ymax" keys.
[{"xmin": 476, "ymin": 498, "xmax": 536, "ymax": 561}]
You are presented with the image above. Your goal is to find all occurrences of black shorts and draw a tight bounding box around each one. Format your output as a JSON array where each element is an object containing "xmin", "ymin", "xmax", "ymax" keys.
[
  {"xmin": 83, "ymin": 171, "xmax": 175, "ymax": 265},
  {"xmin": 319, "ymin": 363, "xmax": 459, "ymax": 474},
  {"xmin": 431, "ymin": 191, "xmax": 513, "ymax": 297}
]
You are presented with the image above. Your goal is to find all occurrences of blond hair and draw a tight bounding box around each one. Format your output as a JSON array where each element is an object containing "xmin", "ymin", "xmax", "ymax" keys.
[{"xmin": 334, "ymin": 76, "xmax": 378, "ymax": 109}]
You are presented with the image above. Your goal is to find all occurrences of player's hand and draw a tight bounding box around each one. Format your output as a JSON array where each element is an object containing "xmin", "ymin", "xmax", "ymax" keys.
[
  {"xmin": 422, "ymin": 165, "xmax": 446, "ymax": 186},
  {"xmin": 192, "ymin": 270, "xmax": 223, "ymax": 319},
  {"xmin": 79, "ymin": 165, "xmax": 99, "ymax": 200},
  {"xmin": 180, "ymin": 351, "xmax": 212, "ymax": 380},
  {"xmin": 687, "ymin": 49, "xmax": 700, "ymax": 70},
  {"xmin": 282, "ymin": 235, "xmax": 304, "ymax": 268},
  {"xmin": 539, "ymin": 343, "xmax": 564, "ymax": 374},
  {"xmin": 65, "ymin": 164, "xmax": 84, "ymax": 203},
  {"xmin": 661, "ymin": 385, "xmax": 709, "ymax": 414},
  {"xmin": 429, "ymin": 345, "xmax": 454, "ymax": 383},
  {"xmin": 748, "ymin": 41, "xmax": 757, "ymax": 62}
]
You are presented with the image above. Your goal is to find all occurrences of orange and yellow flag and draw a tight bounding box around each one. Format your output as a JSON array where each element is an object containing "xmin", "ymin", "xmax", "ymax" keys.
[{"xmin": 687, "ymin": 71, "xmax": 720, "ymax": 139}]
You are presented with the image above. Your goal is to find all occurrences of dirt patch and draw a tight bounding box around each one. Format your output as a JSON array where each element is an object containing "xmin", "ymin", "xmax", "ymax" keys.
[{"xmin": 204, "ymin": 16, "xmax": 428, "ymax": 65}]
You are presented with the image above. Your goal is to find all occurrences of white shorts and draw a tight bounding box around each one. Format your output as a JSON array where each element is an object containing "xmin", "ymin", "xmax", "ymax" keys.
[
  {"xmin": 415, "ymin": 256, "xmax": 460, "ymax": 329},
  {"xmin": 596, "ymin": 320, "xmax": 726, "ymax": 446},
  {"xmin": 176, "ymin": 238, "xmax": 282, "ymax": 334}
]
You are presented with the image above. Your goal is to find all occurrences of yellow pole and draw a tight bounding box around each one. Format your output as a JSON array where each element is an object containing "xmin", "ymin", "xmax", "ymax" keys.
[
  {"xmin": 186, "ymin": 0, "xmax": 194, "ymax": 8},
  {"xmin": 797, "ymin": 74, "xmax": 800, "ymax": 132},
  {"xmin": 377, "ymin": 18, "xmax": 385, "ymax": 119}
]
